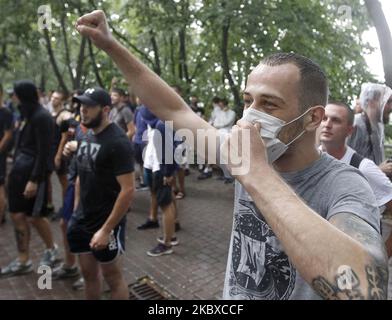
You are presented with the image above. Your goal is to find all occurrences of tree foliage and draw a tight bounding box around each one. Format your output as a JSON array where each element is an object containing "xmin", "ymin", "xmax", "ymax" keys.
[{"xmin": 0, "ymin": 0, "xmax": 379, "ymax": 113}]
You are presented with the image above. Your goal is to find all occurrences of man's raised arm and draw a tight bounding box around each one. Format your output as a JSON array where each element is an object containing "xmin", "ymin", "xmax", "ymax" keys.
[{"xmin": 75, "ymin": 10, "xmax": 214, "ymax": 140}]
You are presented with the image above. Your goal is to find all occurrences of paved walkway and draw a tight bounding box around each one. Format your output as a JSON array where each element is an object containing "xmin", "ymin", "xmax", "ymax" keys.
[
  {"xmin": 0, "ymin": 169, "xmax": 234, "ymax": 299},
  {"xmin": 0, "ymin": 169, "xmax": 391, "ymax": 299}
]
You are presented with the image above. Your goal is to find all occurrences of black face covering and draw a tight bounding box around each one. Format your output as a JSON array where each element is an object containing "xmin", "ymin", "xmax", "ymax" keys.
[
  {"xmin": 83, "ymin": 109, "xmax": 103, "ymax": 129},
  {"xmin": 13, "ymin": 80, "xmax": 40, "ymax": 119}
]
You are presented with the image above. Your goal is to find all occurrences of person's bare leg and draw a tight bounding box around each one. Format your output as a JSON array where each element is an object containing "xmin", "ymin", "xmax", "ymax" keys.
[
  {"xmin": 172, "ymin": 194, "xmax": 178, "ymax": 223},
  {"xmin": 57, "ymin": 173, "xmax": 68, "ymax": 200},
  {"xmin": 161, "ymin": 202, "xmax": 175, "ymax": 246},
  {"xmin": 78, "ymin": 254, "xmax": 102, "ymax": 300},
  {"xmin": 172, "ymin": 175, "xmax": 178, "ymax": 193},
  {"xmin": 60, "ymin": 218, "xmax": 76, "ymax": 267},
  {"xmin": 11, "ymin": 213, "xmax": 30, "ymax": 263},
  {"xmin": 0, "ymin": 185, "xmax": 6, "ymax": 223},
  {"xmin": 149, "ymin": 192, "xmax": 158, "ymax": 222},
  {"xmin": 47, "ymin": 174, "xmax": 53, "ymax": 209},
  {"xmin": 101, "ymin": 257, "xmax": 128, "ymax": 300},
  {"xmin": 178, "ymin": 168, "xmax": 185, "ymax": 195},
  {"xmin": 30, "ymin": 217, "xmax": 55, "ymax": 249}
]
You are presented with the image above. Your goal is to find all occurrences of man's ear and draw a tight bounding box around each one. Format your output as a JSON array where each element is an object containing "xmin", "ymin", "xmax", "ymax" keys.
[
  {"xmin": 305, "ymin": 106, "xmax": 325, "ymax": 131},
  {"xmin": 347, "ymin": 125, "xmax": 354, "ymax": 137}
]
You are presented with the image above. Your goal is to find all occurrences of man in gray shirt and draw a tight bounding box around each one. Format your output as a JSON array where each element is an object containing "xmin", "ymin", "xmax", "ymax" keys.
[
  {"xmin": 110, "ymin": 88, "xmax": 135, "ymax": 140},
  {"xmin": 76, "ymin": 10, "xmax": 388, "ymax": 299},
  {"xmin": 348, "ymin": 83, "xmax": 392, "ymax": 166}
]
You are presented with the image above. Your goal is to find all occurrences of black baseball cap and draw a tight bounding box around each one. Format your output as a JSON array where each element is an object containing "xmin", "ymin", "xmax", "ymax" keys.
[{"xmin": 72, "ymin": 87, "xmax": 111, "ymax": 107}]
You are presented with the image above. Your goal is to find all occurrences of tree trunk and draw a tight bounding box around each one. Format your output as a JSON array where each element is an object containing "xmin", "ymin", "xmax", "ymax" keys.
[
  {"xmin": 43, "ymin": 28, "xmax": 69, "ymax": 94},
  {"xmin": 221, "ymin": 17, "xmax": 241, "ymax": 114},
  {"xmin": 74, "ymin": 37, "xmax": 87, "ymax": 90},
  {"xmin": 149, "ymin": 30, "xmax": 161, "ymax": 75},
  {"xmin": 365, "ymin": 0, "xmax": 392, "ymax": 87},
  {"xmin": 170, "ymin": 35, "xmax": 176, "ymax": 79},
  {"xmin": 60, "ymin": 12, "xmax": 75, "ymax": 88},
  {"xmin": 87, "ymin": 39, "xmax": 104, "ymax": 88},
  {"xmin": 179, "ymin": 28, "xmax": 192, "ymax": 89},
  {"xmin": 40, "ymin": 67, "xmax": 46, "ymax": 92}
]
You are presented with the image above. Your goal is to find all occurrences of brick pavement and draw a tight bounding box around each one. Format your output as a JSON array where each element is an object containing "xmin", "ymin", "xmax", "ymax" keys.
[
  {"xmin": 0, "ymin": 169, "xmax": 234, "ymax": 300},
  {"xmin": 0, "ymin": 169, "xmax": 391, "ymax": 299}
]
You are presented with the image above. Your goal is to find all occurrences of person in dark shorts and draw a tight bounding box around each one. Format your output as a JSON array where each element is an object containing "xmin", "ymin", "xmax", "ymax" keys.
[
  {"xmin": 136, "ymin": 106, "xmax": 178, "ymax": 256},
  {"xmin": 47, "ymin": 91, "xmax": 73, "ymax": 218},
  {"xmin": 0, "ymin": 80, "xmax": 58, "ymax": 276},
  {"xmin": 67, "ymin": 87, "xmax": 134, "ymax": 299},
  {"xmin": 0, "ymin": 83, "xmax": 14, "ymax": 224},
  {"xmin": 52, "ymin": 110, "xmax": 86, "ymax": 280}
]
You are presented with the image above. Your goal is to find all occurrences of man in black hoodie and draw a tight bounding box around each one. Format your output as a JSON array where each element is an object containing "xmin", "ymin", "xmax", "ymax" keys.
[{"xmin": 0, "ymin": 80, "xmax": 59, "ymax": 276}]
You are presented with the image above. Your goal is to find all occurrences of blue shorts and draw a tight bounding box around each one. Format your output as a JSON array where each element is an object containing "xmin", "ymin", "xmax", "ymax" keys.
[
  {"xmin": 62, "ymin": 182, "xmax": 75, "ymax": 222},
  {"xmin": 67, "ymin": 219, "xmax": 126, "ymax": 264}
]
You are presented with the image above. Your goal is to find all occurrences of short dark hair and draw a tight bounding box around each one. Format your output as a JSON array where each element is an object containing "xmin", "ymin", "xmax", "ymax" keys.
[
  {"xmin": 53, "ymin": 90, "xmax": 67, "ymax": 100},
  {"xmin": 111, "ymin": 88, "xmax": 126, "ymax": 97},
  {"xmin": 261, "ymin": 52, "xmax": 328, "ymax": 112},
  {"xmin": 220, "ymin": 98, "xmax": 228, "ymax": 106},
  {"xmin": 212, "ymin": 96, "xmax": 221, "ymax": 104},
  {"xmin": 328, "ymin": 101, "xmax": 354, "ymax": 126}
]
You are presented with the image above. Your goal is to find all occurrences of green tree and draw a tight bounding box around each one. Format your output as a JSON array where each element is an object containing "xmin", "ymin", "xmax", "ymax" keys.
[{"xmin": 0, "ymin": 0, "xmax": 378, "ymax": 113}]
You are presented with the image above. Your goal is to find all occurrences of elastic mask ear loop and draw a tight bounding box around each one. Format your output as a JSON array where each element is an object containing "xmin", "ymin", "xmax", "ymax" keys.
[
  {"xmin": 280, "ymin": 107, "xmax": 314, "ymax": 146},
  {"xmin": 282, "ymin": 107, "xmax": 313, "ymax": 128}
]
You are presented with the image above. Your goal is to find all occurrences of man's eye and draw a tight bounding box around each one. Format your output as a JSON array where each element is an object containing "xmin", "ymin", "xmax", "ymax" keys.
[{"xmin": 265, "ymin": 102, "xmax": 277, "ymax": 108}]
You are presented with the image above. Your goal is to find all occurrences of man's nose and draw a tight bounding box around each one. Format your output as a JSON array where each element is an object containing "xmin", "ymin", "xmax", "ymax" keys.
[{"xmin": 323, "ymin": 118, "xmax": 332, "ymax": 128}]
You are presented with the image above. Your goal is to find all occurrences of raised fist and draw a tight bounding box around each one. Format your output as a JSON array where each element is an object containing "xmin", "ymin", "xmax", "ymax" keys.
[{"xmin": 75, "ymin": 10, "xmax": 115, "ymax": 51}]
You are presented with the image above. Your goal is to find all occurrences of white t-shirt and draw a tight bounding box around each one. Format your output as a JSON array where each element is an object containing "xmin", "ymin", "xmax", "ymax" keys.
[
  {"xmin": 143, "ymin": 125, "xmax": 161, "ymax": 172},
  {"xmin": 213, "ymin": 108, "xmax": 236, "ymax": 134},
  {"xmin": 340, "ymin": 146, "xmax": 392, "ymax": 208}
]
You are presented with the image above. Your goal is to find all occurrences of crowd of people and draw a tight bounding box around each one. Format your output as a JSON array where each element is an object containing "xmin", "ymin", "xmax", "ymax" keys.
[
  {"xmin": 0, "ymin": 9, "xmax": 392, "ymax": 300},
  {"xmin": 0, "ymin": 75, "xmax": 238, "ymax": 297}
]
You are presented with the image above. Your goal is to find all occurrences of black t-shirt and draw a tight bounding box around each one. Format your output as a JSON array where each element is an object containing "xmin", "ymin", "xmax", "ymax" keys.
[
  {"xmin": 0, "ymin": 107, "xmax": 14, "ymax": 153},
  {"xmin": 74, "ymin": 123, "xmax": 134, "ymax": 232}
]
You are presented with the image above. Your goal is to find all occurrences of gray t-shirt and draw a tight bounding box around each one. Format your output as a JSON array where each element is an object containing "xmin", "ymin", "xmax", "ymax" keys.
[
  {"xmin": 222, "ymin": 153, "xmax": 380, "ymax": 300},
  {"xmin": 347, "ymin": 113, "xmax": 384, "ymax": 165},
  {"xmin": 109, "ymin": 105, "xmax": 134, "ymax": 133}
]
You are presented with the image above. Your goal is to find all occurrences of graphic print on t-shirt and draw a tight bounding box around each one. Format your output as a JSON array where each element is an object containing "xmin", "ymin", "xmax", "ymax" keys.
[
  {"xmin": 228, "ymin": 198, "xmax": 296, "ymax": 299},
  {"xmin": 77, "ymin": 140, "xmax": 101, "ymax": 172}
]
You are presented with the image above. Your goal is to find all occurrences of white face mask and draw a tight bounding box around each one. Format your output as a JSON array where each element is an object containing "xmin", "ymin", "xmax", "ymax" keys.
[{"xmin": 241, "ymin": 108, "xmax": 308, "ymax": 163}]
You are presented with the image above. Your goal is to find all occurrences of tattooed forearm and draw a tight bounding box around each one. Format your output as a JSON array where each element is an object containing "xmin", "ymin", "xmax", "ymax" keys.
[
  {"xmin": 320, "ymin": 213, "xmax": 389, "ymax": 300},
  {"xmin": 366, "ymin": 265, "xmax": 388, "ymax": 299},
  {"xmin": 312, "ymin": 264, "xmax": 388, "ymax": 300},
  {"xmin": 312, "ymin": 266, "xmax": 364, "ymax": 300}
]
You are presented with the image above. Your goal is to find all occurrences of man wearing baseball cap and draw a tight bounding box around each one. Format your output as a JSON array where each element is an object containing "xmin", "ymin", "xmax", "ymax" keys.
[{"xmin": 67, "ymin": 87, "xmax": 135, "ymax": 299}]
